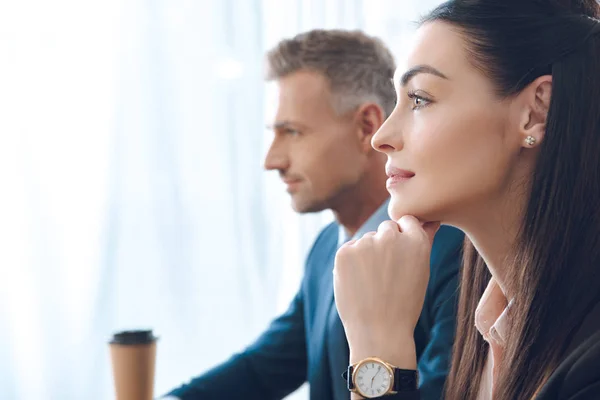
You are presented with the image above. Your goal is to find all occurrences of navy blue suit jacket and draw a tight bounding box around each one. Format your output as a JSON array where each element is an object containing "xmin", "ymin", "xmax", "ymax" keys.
[{"xmin": 167, "ymin": 224, "xmax": 463, "ymax": 400}]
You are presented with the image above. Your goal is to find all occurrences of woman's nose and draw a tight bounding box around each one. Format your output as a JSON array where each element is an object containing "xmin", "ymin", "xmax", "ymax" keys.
[{"xmin": 371, "ymin": 114, "xmax": 403, "ymax": 154}]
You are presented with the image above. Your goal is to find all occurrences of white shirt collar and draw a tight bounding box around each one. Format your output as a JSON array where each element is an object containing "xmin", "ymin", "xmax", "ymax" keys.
[{"xmin": 337, "ymin": 198, "xmax": 391, "ymax": 248}]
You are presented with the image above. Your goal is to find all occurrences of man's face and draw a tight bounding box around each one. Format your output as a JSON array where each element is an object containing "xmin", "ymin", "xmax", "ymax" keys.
[{"xmin": 264, "ymin": 70, "xmax": 367, "ymax": 213}]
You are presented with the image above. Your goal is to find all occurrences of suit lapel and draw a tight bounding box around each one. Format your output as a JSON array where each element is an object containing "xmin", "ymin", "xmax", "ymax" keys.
[
  {"xmin": 307, "ymin": 240, "xmax": 337, "ymax": 398},
  {"xmin": 327, "ymin": 300, "xmax": 350, "ymax": 400},
  {"xmin": 309, "ymin": 243, "xmax": 350, "ymax": 400}
]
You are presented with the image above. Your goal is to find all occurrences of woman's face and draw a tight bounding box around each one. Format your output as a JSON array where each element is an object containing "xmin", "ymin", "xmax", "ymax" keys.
[{"xmin": 372, "ymin": 22, "xmax": 526, "ymax": 223}]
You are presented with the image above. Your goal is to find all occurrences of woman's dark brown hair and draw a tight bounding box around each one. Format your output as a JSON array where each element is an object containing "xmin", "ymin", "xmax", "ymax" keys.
[{"xmin": 421, "ymin": 1, "xmax": 600, "ymax": 399}]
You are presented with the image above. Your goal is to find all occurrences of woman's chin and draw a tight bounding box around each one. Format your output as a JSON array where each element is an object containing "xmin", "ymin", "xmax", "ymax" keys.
[{"xmin": 388, "ymin": 197, "xmax": 443, "ymax": 223}]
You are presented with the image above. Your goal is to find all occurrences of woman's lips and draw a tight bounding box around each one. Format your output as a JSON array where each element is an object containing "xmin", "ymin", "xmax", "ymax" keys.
[{"xmin": 385, "ymin": 166, "xmax": 415, "ymax": 188}]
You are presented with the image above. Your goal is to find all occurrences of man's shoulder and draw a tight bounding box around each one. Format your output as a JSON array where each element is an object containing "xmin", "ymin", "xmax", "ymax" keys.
[
  {"xmin": 430, "ymin": 226, "xmax": 464, "ymax": 269},
  {"xmin": 426, "ymin": 226, "xmax": 463, "ymax": 295},
  {"xmin": 433, "ymin": 225, "xmax": 464, "ymax": 248}
]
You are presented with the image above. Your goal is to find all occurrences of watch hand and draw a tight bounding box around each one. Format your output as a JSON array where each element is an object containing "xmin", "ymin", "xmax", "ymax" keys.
[
  {"xmin": 371, "ymin": 370, "xmax": 380, "ymax": 387},
  {"xmin": 372, "ymin": 368, "xmax": 384, "ymax": 387}
]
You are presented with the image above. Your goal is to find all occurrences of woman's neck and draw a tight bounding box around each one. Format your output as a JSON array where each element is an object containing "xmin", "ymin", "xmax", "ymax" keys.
[{"xmin": 455, "ymin": 191, "xmax": 527, "ymax": 297}]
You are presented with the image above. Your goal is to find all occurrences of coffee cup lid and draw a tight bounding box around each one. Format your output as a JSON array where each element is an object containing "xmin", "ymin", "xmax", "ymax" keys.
[{"xmin": 110, "ymin": 329, "xmax": 157, "ymax": 345}]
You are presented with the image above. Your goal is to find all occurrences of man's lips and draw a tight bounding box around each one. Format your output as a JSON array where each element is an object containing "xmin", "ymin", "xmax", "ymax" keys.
[
  {"xmin": 281, "ymin": 177, "xmax": 303, "ymax": 192},
  {"xmin": 282, "ymin": 178, "xmax": 302, "ymax": 185}
]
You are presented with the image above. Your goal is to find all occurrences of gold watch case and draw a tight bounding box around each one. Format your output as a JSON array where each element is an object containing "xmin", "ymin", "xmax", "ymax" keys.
[{"xmin": 351, "ymin": 357, "xmax": 396, "ymax": 398}]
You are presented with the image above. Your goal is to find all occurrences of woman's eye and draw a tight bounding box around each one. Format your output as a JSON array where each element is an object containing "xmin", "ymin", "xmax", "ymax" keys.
[{"xmin": 407, "ymin": 91, "xmax": 432, "ymax": 110}]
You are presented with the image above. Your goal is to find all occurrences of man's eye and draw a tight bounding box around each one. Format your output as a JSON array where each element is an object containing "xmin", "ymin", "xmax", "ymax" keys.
[{"xmin": 285, "ymin": 129, "xmax": 300, "ymax": 136}]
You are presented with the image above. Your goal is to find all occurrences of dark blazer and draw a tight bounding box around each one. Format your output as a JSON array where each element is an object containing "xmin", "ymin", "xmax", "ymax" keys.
[
  {"xmin": 165, "ymin": 224, "xmax": 463, "ymax": 400},
  {"xmin": 535, "ymin": 299, "xmax": 600, "ymax": 399},
  {"xmin": 384, "ymin": 298, "xmax": 600, "ymax": 400}
]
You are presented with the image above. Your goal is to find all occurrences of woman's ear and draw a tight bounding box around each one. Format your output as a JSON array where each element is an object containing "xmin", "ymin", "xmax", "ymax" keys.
[{"xmin": 517, "ymin": 75, "xmax": 552, "ymax": 148}]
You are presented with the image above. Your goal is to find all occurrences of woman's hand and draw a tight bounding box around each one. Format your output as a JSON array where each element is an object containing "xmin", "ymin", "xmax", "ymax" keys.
[{"xmin": 333, "ymin": 215, "xmax": 440, "ymax": 367}]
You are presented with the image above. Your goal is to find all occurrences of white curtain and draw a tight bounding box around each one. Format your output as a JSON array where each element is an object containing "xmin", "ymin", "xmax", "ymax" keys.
[{"xmin": 0, "ymin": 1, "xmax": 442, "ymax": 399}]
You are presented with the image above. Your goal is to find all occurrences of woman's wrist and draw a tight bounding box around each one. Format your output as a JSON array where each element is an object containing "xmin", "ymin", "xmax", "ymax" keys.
[{"xmin": 349, "ymin": 334, "xmax": 417, "ymax": 370}]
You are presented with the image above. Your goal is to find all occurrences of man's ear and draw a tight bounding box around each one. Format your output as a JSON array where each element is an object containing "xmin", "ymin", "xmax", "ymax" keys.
[
  {"xmin": 355, "ymin": 103, "xmax": 385, "ymax": 152},
  {"xmin": 516, "ymin": 75, "xmax": 552, "ymax": 148}
]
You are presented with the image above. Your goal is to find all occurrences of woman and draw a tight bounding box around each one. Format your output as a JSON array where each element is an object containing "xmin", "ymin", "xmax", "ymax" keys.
[{"xmin": 333, "ymin": 0, "xmax": 600, "ymax": 399}]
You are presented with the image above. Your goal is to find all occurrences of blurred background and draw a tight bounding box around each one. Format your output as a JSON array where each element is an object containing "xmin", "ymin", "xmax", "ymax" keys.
[{"xmin": 0, "ymin": 0, "xmax": 442, "ymax": 398}]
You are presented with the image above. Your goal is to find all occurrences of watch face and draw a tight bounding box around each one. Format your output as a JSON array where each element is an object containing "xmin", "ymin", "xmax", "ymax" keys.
[{"xmin": 354, "ymin": 361, "xmax": 393, "ymax": 398}]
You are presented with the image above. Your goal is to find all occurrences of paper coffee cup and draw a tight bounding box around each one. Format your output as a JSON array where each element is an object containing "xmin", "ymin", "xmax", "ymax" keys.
[{"xmin": 109, "ymin": 330, "xmax": 157, "ymax": 400}]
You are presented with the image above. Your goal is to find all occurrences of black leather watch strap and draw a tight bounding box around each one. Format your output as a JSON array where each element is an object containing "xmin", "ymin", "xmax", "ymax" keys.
[
  {"xmin": 342, "ymin": 365, "xmax": 418, "ymax": 393},
  {"xmin": 392, "ymin": 368, "xmax": 418, "ymax": 392},
  {"xmin": 342, "ymin": 365, "xmax": 355, "ymax": 390}
]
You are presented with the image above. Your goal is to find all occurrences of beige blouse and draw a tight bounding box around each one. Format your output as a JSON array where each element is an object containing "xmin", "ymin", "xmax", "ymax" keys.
[{"xmin": 474, "ymin": 278, "xmax": 510, "ymax": 400}]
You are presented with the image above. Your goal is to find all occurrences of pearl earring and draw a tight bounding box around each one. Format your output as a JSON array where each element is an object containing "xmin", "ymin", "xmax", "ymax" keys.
[{"xmin": 525, "ymin": 136, "xmax": 537, "ymax": 147}]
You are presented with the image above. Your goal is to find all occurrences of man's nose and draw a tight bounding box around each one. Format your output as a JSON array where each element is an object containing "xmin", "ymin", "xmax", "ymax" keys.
[{"xmin": 264, "ymin": 141, "xmax": 289, "ymax": 171}]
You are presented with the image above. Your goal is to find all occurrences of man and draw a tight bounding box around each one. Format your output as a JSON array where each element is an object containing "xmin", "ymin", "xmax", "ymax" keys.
[{"xmin": 163, "ymin": 29, "xmax": 463, "ymax": 400}]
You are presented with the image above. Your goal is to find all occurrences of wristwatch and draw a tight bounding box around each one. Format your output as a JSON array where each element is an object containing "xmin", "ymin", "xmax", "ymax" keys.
[{"xmin": 342, "ymin": 357, "xmax": 418, "ymax": 398}]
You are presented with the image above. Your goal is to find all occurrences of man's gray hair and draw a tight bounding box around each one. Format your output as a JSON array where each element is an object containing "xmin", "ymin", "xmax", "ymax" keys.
[{"xmin": 266, "ymin": 29, "xmax": 397, "ymax": 118}]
